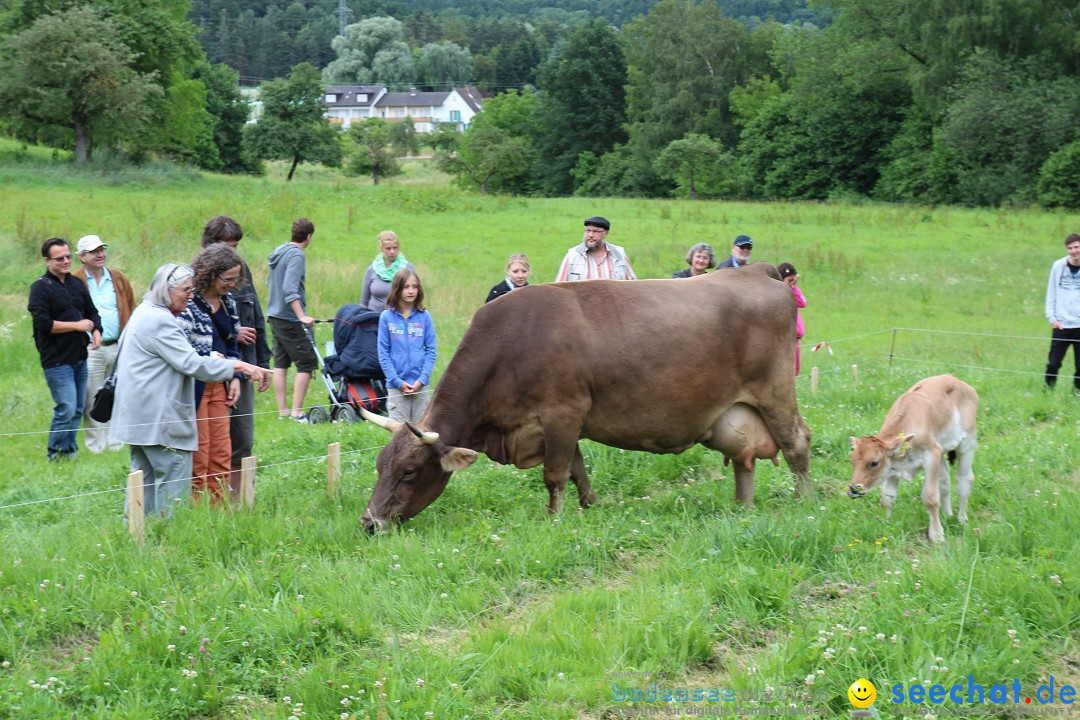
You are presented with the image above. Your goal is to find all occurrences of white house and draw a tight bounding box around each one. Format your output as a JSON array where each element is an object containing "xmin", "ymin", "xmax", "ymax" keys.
[
  {"xmin": 370, "ymin": 87, "xmax": 483, "ymax": 132},
  {"xmin": 323, "ymin": 85, "xmax": 388, "ymax": 129}
]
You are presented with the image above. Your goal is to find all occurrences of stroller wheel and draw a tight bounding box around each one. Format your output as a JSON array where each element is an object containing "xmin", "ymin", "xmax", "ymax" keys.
[
  {"xmin": 308, "ymin": 404, "xmax": 329, "ymax": 425},
  {"xmin": 332, "ymin": 405, "xmax": 358, "ymax": 423}
]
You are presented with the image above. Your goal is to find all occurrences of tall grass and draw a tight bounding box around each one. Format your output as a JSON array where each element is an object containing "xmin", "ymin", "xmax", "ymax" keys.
[{"xmin": 0, "ymin": 154, "xmax": 1077, "ymax": 719}]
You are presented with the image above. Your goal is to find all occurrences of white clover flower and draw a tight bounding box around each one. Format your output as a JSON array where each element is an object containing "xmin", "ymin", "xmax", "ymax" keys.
[
  {"xmin": 167, "ymin": 644, "xmax": 176, "ymax": 652},
  {"xmin": 875, "ymin": 633, "xmax": 886, "ymax": 641},
  {"xmin": 415, "ymin": 678, "xmax": 425, "ymax": 688},
  {"xmin": 804, "ymin": 674, "xmax": 815, "ymax": 685}
]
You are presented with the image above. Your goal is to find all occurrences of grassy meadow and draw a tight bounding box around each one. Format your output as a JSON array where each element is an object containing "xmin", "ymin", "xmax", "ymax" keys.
[{"xmin": 0, "ymin": 143, "xmax": 1078, "ymax": 719}]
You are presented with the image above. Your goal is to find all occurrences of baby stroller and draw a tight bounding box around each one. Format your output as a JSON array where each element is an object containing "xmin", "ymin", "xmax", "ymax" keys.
[{"xmin": 308, "ymin": 304, "xmax": 387, "ymax": 424}]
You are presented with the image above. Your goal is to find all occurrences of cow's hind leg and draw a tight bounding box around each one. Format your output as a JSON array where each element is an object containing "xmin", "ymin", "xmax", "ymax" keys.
[
  {"xmin": 570, "ymin": 445, "xmax": 599, "ymax": 508},
  {"xmin": 733, "ymin": 462, "xmax": 755, "ymax": 506},
  {"xmin": 954, "ymin": 440, "xmax": 976, "ymax": 525},
  {"xmin": 755, "ymin": 406, "xmax": 812, "ymax": 497}
]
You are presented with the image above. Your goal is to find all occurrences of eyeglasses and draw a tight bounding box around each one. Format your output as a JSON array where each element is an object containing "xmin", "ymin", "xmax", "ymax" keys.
[
  {"xmin": 217, "ymin": 274, "xmax": 240, "ymax": 285},
  {"xmin": 175, "ymin": 286, "xmax": 195, "ymax": 296}
]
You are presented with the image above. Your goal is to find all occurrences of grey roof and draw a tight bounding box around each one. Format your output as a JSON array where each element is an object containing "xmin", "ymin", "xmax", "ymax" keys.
[
  {"xmin": 455, "ymin": 86, "xmax": 485, "ymax": 113},
  {"xmin": 324, "ymin": 85, "xmax": 382, "ymax": 108},
  {"xmin": 375, "ymin": 91, "xmax": 451, "ymax": 108}
]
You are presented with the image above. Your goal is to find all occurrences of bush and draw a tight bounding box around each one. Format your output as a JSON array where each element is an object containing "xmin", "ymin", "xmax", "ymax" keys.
[{"xmin": 1037, "ymin": 140, "xmax": 1080, "ymax": 209}]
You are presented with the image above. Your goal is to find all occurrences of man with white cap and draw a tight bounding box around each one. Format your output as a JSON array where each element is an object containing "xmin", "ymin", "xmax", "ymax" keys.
[{"xmin": 72, "ymin": 234, "xmax": 136, "ymax": 453}]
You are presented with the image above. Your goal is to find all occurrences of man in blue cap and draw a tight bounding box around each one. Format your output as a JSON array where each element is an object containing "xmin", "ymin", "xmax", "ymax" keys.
[
  {"xmin": 555, "ymin": 216, "xmax": 636, "ymax": 281},
  {"xmin": 718, "ymin": 235, "xmax": 753, "ymax": 268}
]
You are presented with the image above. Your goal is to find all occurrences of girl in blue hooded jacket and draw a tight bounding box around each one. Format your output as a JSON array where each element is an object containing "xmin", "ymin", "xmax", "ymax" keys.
[{"xmin": 377, "ymin": 268, "xmax": 437, "ymax": 422}]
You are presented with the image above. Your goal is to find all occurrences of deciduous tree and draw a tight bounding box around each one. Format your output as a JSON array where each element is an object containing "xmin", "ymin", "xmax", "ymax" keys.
[
  {"xmin": 324, "ymin": 16, "xmax": 415, "ymax": 87},
  {"xmin": 345, "ymin": 118, "xmax": 402, "ymax": 185},
  {"xmin": 245, "ymin": 63, "xmax": 342, "ymax": 181},
  {"xmin": 0, "ymin": 7, "xmax": 161, "ymax": 162}
]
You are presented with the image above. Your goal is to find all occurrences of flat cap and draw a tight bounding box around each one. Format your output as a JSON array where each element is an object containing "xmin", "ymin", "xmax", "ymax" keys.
[{"xmin": 583, "ymin": 216, "xmax": 610, "ymax": 231}]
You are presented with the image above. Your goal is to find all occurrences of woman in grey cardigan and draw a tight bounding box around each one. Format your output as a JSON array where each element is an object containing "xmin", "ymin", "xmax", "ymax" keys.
[{"xmin": 110, "ymin": 264, "xmax": 269, "ymax": 518}]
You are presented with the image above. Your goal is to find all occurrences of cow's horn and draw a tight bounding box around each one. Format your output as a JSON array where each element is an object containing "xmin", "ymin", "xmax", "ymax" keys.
[
  {"xmin": 405, "ymin": 421, "xmax": 440, "ymax": 445},
  {"xmin": 358, "ymin": 405, "xmax": 402, "ymax": 433}
]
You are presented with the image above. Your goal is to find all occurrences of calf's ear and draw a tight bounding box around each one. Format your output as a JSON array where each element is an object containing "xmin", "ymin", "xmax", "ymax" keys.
[
  {"xmin": 849, "ymin": 436, "xmax": 860, "ymax": 451},
  {"xmin": 888, "ymin": 433, "xmax": 915, "ymax": 458},
  {"xmin": 441, "ymin": 447, "xmax": 479, "ymax": 472}
]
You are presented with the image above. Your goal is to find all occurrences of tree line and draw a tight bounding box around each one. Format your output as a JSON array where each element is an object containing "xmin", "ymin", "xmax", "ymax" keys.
[
  {"xmin": 3, "ymin": 0, "xmax": 1079, "ymax": 208},
  {"xmin": 435, "ymin": 0, "xmax": 1080, "ymax": 208}
]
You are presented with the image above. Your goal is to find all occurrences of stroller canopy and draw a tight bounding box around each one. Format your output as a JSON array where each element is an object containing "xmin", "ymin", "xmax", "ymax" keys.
[{"xmin": 324, "ymin": 304, "xmax": 384, "ymax": 380}]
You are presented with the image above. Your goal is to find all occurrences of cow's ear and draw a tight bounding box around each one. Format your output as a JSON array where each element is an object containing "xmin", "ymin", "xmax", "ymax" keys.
[
  {"xmin": 888, "ymin": 433, "xmax": 915, "ymax": 458},
  {"xmin": 849, "ymin": 436, "xmax": 860, "ymax": 451},
  {"xmin": 441, "ymin": 447, "xmax": 479, "ymax": 472}
]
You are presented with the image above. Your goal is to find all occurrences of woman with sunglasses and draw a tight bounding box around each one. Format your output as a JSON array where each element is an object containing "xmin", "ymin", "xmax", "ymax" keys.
[{"xmin": 110, "ymin": 263, "xmax": 268, "ymax": 519}]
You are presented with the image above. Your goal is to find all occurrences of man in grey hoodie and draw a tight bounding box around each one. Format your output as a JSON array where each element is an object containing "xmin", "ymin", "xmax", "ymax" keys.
[
  {"xmin": 1045, "ymin": 233, "xmax": 1080, "ymax": 392},
  {"xmin": 267, "ymin": 218, "xmax": 317, "ymax": 421}
]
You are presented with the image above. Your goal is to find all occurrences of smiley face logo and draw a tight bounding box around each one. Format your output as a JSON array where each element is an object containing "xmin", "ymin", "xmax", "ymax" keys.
[{"xmin": 848, "ymin": 678, "xmax": 876, "ymax": 709}]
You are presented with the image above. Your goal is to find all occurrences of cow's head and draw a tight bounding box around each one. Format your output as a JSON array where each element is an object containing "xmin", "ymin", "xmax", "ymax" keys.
[
  {"xmin": 848, "ymin": 433, "xmax": 914, "ymax": 498},
  {"xmin": 359, "ymin": 407, "xmax": 478, "ymax": 533}
]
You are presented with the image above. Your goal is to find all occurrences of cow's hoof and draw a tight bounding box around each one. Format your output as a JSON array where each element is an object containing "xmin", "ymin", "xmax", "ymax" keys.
[
  {"xmin": 580, "ymin": 490, "xmax": 599, "ymax": 508},
  {"xmin": 928, "ymin": 529, "xmax": 945, "ymax": 544}
]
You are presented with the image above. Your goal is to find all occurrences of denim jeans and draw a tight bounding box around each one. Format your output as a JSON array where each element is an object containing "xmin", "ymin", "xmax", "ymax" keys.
[{"xmin": 43, "ymin": 360, "xmax": 87, "ymax": 457}]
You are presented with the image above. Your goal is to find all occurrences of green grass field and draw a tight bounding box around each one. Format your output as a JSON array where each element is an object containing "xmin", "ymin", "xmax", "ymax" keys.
[{"xmin": 0, "ymin": 144, "xmax": 1077, "ymax": 719}]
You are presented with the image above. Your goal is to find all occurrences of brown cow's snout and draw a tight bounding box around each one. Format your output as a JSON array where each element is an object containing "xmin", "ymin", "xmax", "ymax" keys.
[
  {"xmin": 361, "ymin": 511, "xmax": 379, "ymax": 535},
  {"xmin": 848, "ymin": 484, "xmax": 866, "ymax": 498}
]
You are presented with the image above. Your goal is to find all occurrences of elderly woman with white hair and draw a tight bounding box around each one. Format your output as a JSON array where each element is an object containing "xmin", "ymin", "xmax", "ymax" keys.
[
  {"xmin": 110, "ymin": 263, "xmax": 269, "ymax": 518},
  {"xmin": 672, "ymin": 243, "xmax": 716, "ymax": 278}
]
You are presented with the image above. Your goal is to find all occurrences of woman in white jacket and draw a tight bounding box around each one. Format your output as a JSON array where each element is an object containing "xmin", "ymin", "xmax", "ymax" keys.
[{"xmin": 110, "ymin": 264, "xmax": 268, "ymax": 518}]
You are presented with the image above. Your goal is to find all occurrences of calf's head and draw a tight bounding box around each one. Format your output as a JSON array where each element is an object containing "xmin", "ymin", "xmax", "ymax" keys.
[
  {"xmin": 359, "ymin": 408, "xmax": 478, "ymax": 533},
  {"xmin": 848, "ymin": 433, "xmax": 913, "ymax": 498}
]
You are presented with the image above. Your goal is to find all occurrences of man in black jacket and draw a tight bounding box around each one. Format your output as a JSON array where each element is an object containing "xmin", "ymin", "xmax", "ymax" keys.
[
  {"xmin": 201, "ymin": 216, "xmax": 272, "ymax": 498},
  {"xmin": 28, "ymin": 238, "xmax": 101, "ymax": 460}
]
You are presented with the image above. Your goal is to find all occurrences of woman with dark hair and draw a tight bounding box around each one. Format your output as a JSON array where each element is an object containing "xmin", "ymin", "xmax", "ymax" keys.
[
  {"xmin": 672, "ymin": 243, "xmax": 716, "ymax": 278},
  {"xmin": 178, "ymin": 244, "xmax": 253, "ymax": 504},
  {"xmin": 110, "ymin": 264, "xmax": 268, "ymax": 518},
  {"xmin": 485, "ymin": 253, "xmax": 531, "ymax": 303}
]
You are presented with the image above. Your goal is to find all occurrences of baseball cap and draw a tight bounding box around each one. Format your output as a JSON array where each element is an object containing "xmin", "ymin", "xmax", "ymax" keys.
[
  {"xmin": 734, "ymin": 235, "xmax": 753, "ymax": 248},
  {"xmin": 77, "ymin": 235, "xmax": 106, "ymax": 253}
]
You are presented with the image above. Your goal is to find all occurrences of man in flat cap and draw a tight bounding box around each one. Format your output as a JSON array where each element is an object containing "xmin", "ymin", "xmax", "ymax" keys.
[
  {"xmin": 555, "ymin": 216, "xmax": 636, "ymax": 281},
  {"xmin": 717, "ymin": 235, "xmax": 754, "ymax": 268},
  {"xmin": 72, "ymin": 234, "xmax": 135, "ymax": 453}
]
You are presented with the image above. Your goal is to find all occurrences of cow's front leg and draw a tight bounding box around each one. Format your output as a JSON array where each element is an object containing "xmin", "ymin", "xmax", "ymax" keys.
[
  {"xmin": 921, "ymin": 446, "xmax": 945, "ymax": 543},
  {"xmin": 570, "ymin": 444, "xmax": 599, "ymax": 508},
  {"xmin": 938, "ymin": 456, "xmax": 953, "ymax": 518},
  {"xmin": 880, "ymin": 477, "xmax": 899, "ymax": 518},
  {"xmin": 540, "ymin": 419, "xmax": 583, "ymax": 515}
]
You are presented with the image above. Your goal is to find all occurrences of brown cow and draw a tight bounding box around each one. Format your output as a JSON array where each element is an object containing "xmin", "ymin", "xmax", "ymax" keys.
[
  {"xmin": 359, "ymin": 264, "xmax": 812, "ymax": 532},
  {"xmin": 849, "ymin": 375, "xmax": 978, "ymax": 543}
]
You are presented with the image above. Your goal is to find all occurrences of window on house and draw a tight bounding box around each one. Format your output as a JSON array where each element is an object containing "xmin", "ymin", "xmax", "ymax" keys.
[
  {"xmin": 449, "ymin": 110, "xmax": 461, "ymax": 122},
  {"xmin": 325, "ymin": 94, "xmax": 337, "ymax": 103},
  {"xmin": 357, "ymin": 94, "xmax": 367, "ymax": 102}
]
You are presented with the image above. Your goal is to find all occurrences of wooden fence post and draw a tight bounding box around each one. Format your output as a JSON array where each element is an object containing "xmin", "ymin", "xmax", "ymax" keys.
[
  {"xmin": 851, "ymin": 364, "xmax": 858, "ymax": 388},
  {"xmin": 239, "ymin": 456, "xmax": 256, "ymax": 510},
  {"xmin": 127, "ymin": 470, "xmax": 145, "ymax": 547},
  {"xmin": 328, "ymin": 442, "xmax": 341, "ymax": 501},
  {"xmin": 811, "ymin": 366, "xmax": 819, "ymax": 394}
]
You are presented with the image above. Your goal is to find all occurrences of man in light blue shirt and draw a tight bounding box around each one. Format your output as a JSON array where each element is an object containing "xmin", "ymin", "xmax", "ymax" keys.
[{"xmin": 73, "ymin": 235, "xmax": 135, "ymax": 453}]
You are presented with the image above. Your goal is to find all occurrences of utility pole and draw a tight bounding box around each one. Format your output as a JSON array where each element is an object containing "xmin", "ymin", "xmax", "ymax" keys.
[{"xmin": 336, "ymin": 0, "xmax": 353, "ymax": 36}]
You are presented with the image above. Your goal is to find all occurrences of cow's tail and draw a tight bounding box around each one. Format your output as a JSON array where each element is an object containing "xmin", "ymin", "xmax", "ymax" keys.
[{"xmin": 947, "ymin": 450, "xmax": 957, "ymax": 465}]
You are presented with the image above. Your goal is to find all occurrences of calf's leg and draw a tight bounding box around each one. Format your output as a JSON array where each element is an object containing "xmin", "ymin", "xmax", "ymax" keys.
[
  {"xmin": 921, "ymin": 445, "xmax": 945, "ymax": 543},
  {"xmin": 938, "ymin": 456, "xmax": 953, "ymax": 518},
  {"xmin": 880, "ymin": 477, "xmax": 900, "ymax": 519},
  {"xmin": 954, "ymin": 442, "xmax": 976, "ymax": 525}
]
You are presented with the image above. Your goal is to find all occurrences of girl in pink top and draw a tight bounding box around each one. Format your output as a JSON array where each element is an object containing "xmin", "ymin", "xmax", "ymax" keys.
[{"xmin": 777, "ymin": 263, "xmax": 807, "ymax": 375}]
